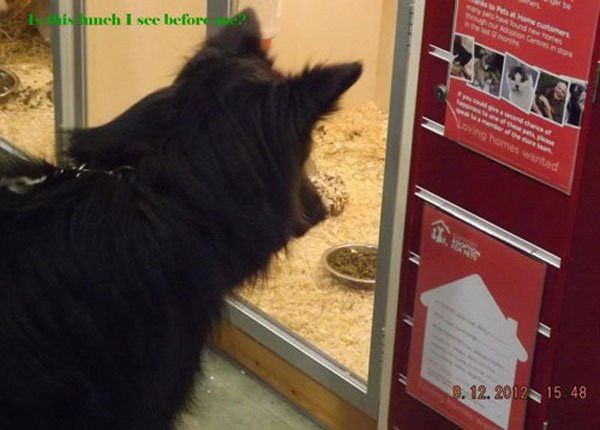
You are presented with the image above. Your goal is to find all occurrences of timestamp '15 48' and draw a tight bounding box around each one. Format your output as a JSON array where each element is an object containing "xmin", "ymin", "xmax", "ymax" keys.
[{"xmin": 547, "ymin": 385, "xmax": 587, "ymax": 400}]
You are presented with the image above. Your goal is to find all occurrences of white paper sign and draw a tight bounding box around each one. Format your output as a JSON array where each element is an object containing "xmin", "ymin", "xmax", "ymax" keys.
[{"xmin": 420, "ymin": 274, "xmax": 528, "ymax": 429}]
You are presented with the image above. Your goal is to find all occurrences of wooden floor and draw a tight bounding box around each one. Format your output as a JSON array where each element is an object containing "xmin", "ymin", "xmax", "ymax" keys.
[{"xmin": 213, "ymin": 321, "xmax": 378, "ymax": 430}]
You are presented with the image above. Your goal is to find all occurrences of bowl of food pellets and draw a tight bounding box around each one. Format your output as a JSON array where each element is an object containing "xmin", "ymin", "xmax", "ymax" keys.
[
  {"xmin": 0, "ymin": 67, "xmax": 19, "ymax": 104},
  {"xmin": 322, "ymin": 243, "xmax": 378, "ymax": 288}
]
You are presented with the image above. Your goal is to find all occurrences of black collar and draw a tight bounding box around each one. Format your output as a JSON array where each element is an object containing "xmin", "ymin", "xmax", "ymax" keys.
[{"xmin": 1, "ymin": 164, "xmax": 136, "ymax": 195}]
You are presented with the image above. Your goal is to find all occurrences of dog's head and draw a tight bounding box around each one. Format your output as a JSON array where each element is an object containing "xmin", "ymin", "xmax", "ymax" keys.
[
  {"xmin": 478, "ymin": 48, "xmax": 497, "ymax": 70},
  {"xmin": 173, "ymin": 9, "xmax": 361, "ymax": 237}
]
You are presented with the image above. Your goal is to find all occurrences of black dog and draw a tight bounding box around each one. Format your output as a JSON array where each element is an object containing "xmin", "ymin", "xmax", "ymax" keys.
[{"xmin": 0, "ymin": 9, "xmax": 361, "ymax": 429}]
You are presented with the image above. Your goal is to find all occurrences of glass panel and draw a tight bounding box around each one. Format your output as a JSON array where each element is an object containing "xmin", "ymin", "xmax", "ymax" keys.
[
  {"xmin": 234, "ymin": 0, "xmax": 398, "ymax": 381},
  {"xmin": 1, "ymin": 0, "xmax": 55, "ymax": 162},
  {"xmin": 85, "ymin": 1, "xmax": 209, "ymax": 126}
]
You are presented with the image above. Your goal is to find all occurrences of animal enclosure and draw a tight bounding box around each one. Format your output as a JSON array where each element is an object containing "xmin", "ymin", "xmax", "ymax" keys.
[
  {"xmin": 5, "ymin": 0, "xmax": 398, "ymax": 396},
  {"xmin": 237, "ymin": 104, "xmax": 388, "ymax": 379},
  {"xmin": 227, "ymin": 0, "xmax": 396, "ymax": 382}
]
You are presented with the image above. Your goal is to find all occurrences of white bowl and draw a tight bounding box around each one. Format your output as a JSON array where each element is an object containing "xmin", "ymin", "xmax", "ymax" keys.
[{"xmin": 322, "ymin": 243, "xmax": 377, "ymax": 288}]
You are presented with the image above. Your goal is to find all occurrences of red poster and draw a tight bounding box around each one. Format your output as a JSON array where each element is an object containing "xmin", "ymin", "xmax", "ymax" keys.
[
  {"xmin": 406, "ymin": 205, "xmax": 546, "ymax": 430},
  {"xmin": 445, "ymin": 0, "xmax": 600, "ymax": 193}
]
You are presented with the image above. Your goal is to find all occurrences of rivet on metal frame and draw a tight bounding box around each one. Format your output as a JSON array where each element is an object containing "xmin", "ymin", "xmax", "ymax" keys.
[{"xmin": 434, "ymin": 84, "xmax": 448, "ymax": 102}]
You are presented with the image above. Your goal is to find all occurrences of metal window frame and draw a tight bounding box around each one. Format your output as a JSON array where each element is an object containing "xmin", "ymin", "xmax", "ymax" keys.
[
  {"xmin": 207, "ymin": 0, "xmax": 233, "ymax": 38},
  {"xmin": 205, "ymin": 0, "xmax": 415, "ymax": 419},
  {"xmin": 51, "ymin": 0, "xmax": 87, "ymax": 164}
]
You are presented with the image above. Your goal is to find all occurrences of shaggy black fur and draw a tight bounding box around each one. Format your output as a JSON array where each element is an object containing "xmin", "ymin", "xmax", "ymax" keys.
[{"xmin": 0, "ymin": 9, "xmax": 362, "ymax": 429}]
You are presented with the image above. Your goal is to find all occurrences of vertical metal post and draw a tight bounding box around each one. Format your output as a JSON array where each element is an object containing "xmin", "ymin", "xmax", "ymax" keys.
[
  {"xmin": 367, "ymin": 0, "xmax": 415, "ymax": 415},
  {"xmin": 51, "ymin": 0, "xmax": 87, "ymax": 165},
  {"xmin": 376, "ymin": 0, "xmax": 427, "ymax": 427},
  {"xmin": 207, "ymin": 0, "xmax": 233, "ymax": 38}
]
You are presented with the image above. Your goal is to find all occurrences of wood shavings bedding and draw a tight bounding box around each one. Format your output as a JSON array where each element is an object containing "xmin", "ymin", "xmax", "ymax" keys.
[
  {"xmin": 1, "ymin": 2, "xmax": 54, "ymax": 161},
  {"xmin": 1, "ymin": 0, "xmax": 51, "ymax": 66},
  {"xmin": 237, "ymin": 102, "xmax": 388, "ymax": 379},
  {"xmin": 0, "ymin": 29, "xmax": 54, "ymax": 162}
]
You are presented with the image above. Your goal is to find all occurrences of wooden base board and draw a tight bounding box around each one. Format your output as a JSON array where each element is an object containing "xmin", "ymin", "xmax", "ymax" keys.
[{"xmin": 212, "ymin": 321, "xmax": 377, "ymax": 430}]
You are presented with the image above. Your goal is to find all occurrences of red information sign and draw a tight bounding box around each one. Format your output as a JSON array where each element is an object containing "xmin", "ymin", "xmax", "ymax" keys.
[
  {"xmin": 406, "ymin": 205, "xmax": 546, "ymax": 430},
  {"xmin": 445, "ymin": 0, "xmax": 600, "ymax": 193}
]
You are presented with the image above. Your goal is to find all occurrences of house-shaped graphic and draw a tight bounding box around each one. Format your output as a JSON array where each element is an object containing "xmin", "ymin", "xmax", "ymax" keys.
[
  {"xmin": 431, "ymin": 220, "xmax": 450, "ymax": 245},
  {"xmin": 419, "ymin": 274, "xmax": 527, "ymax": 429}
]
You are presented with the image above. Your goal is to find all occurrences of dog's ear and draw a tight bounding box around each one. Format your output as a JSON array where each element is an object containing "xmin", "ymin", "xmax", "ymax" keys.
[
  {"xmin": 289, "ymin": 62, "xmax": 362, "ymax": 128},
  {"xmin": 281, "ymin": 63, "xmax": 361, "ymax": 160},
  {"xmin": 291, "ymin": 62, "xmax": 363, "ymax": 119},
  {"xmin": 207, "ymin": 8, "xmax": 262, "ymax": 56}
]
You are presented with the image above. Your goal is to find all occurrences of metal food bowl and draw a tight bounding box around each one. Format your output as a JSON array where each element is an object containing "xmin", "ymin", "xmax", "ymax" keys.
[
  {"xmin": 322, "ymin": 243, "xmax": 378, "ymax": 288},
  {"xmin": 0, "ymin": 68, "xmax": 19, "ymax": 104}
]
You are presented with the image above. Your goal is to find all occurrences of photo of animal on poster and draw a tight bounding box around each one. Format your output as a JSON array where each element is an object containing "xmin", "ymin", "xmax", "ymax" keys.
[
  {"xmin": 530, "ymin": 70, "xmax": 569, "ymax": 126},
  {"xmin": 564, "ymin": 81, "xmax": 588, "ymax": 128},
  {"xmin": 450, "ymin": 34, "xmax": 474, "ymax": 81},
  {"xmin": 468, "ymin": 43, "xmax": 504, "ymax": 98},
  {"xmin": 500, "ymin": 54, "xmax": 539, "ymax": 113}
]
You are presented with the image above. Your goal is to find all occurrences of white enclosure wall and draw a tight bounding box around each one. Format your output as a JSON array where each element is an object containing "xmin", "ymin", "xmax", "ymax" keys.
[
  {"xmin": 268, "ymin": 0, "xmax": 397, "ymax": 111},
  {"xmin": 85, "ymin": 0, "xmax": 397, "ymax": 123},
  {"xmin": 85, "ymin": 0, "xmax": 207, "ymax": 125}
]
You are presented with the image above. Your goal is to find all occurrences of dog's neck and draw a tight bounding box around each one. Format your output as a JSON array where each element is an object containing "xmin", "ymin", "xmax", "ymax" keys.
[{"xmin": 0, "ymin": 163, "xmax": 136, "ymax": 195}]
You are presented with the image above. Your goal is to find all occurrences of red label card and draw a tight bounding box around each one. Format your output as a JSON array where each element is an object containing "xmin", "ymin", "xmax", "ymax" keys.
[
  {"xmin": 406, "ymin": 205, "xmax": 546, "ymax": 430},
  {"xmin": 445, "ymin": 0, "xmax": 600, "ymax": 193}
]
